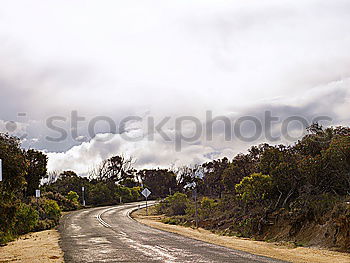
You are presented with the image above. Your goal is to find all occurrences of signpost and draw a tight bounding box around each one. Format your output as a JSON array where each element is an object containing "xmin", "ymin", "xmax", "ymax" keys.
[
  {"xmin": 193, "ymin": 188, "xmax": 199, "ymax": 228},
  {"xmin": 141, "ymin": 188, "xmax": 151, "ymax": 216},
  {"xmin": 0, "ymin": 159, "xmax": 2, "ymax": 182},
  {"xmin": 35, "ymin": 189, "xmax": 40, "ymax": 209},
  {"xmin": 82, "ymin": 187, "xmax": 86, "ymax": 206}
]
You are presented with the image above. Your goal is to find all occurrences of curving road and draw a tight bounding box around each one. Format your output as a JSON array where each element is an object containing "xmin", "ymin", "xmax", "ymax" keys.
[{"xmin": 59, "ymin": 202, "xmax": 288, "ymax": 263}]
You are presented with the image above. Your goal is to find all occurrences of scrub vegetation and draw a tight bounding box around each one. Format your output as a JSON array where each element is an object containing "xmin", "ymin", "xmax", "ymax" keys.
[{"xmin": 155, "ymin": 124, "xmax": 350, "ymax": 251}]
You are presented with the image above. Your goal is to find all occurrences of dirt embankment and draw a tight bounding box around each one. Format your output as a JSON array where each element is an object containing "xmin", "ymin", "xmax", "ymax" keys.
[
  {"xmin": 0, "ymin": 229, "xmax": 64, "ymax": 263},
  {"xmin": 131, "ymin": 208, "xmax": 350, "ymax": 263}
]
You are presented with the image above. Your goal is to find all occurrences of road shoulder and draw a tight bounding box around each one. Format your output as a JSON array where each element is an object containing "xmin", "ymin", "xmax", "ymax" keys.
[
  {"xmin": 0, "ymin": 229, "xmax": 64, "ymax": 263},
  {"xmin": 131, "ymin": 209, "xmax": 350, "ymax": 263}
]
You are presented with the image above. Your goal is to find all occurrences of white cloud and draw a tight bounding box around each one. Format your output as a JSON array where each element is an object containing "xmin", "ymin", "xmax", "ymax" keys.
[{"xmin": 0, "ymin": 0, "xmax": 349, "ymax": 172}]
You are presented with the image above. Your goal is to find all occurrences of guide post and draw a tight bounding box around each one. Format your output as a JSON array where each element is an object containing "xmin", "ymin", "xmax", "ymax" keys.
[
  {"xmin": 82, "ymin": 187, "xmax": 85, "ymax": 206},
  {"xmin": 0, "ymin": 159, "xmax": 2, "ymax": 182}
]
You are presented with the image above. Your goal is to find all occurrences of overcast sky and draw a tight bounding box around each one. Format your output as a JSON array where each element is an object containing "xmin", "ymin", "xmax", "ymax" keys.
[{"xmin": 0, "ymin": 0, "xmax": 349, "ymax": 174}]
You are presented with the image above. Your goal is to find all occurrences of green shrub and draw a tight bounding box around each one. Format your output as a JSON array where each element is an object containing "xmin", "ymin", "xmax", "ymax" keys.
[
  {"xmin": 14, "ymin": 203, "xmax": 39, "ymax": 235},
  {"xmin": 161, "ymin": 217, "xmax": 182, "ymax": 225},
  {"xmin": 130, "ymin": 187, "xmax": 141, "ymax": 201},
  {"xmin": 30, "ymin": 197, "xmax": 61, "ymax": 226},
  {"xmin": 115, "ymin": 186, "xmax": 132, "ymax": 203},
  {"xmin": 43, "ymin": 192, "xmax": 79, "ymax": 211},
  {"xmin": 35, "ymin": 219, "xmax": 57, "ymax": 231},
  {"xmin": 0, "ymin": 231, "xmax": 15, "ymax": 245},
  {"xmin": 156, "ymin": 192, "xmax": 189, "ymax": 216},
  {"xmin": 0, "ymin": 202, "xmax": 17, "ymax": 244},
  {"xmin": 66, "ymin": 191, "xmax": 79, "ymax": 204},
  {"xmin": 42, "ymin": 199, "xmax": 61, "ymax": 224},
  {"xmin": 30, "ymin": 198, "xmax": 61, "ymax": 231},
  {"xmin": 89, "ymin": 183, "xmax": 114, "ymax": 205},
  {"xmin": 235, "ymin": 173, "xmax": 273, "ymax": 203},
  {"xmin": 200, "ymin": 197, "xmax": 217, "ymax": 219}
]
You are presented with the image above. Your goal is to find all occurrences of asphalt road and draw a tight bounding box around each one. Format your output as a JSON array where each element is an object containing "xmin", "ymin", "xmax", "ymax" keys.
[{"xmin": 59, "ymin": 202, "xmax": 288, "ymax": 263}]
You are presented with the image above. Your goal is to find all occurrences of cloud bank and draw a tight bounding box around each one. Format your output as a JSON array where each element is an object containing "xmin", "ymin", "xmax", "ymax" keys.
[{"xmin": 0, "ymin": 0, "xmax": 349, "ymax": 174}]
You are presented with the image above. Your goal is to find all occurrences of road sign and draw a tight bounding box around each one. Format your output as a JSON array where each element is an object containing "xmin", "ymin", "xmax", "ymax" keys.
[
  {"xmin": 141, "ymin": 188, "xmax": 151, "ymax": 198},
  {"xmin": 35, "ymin": 189, "xmax": 41, "ymax": 198},
  {"xmin": 0, "ymin": 159, "xmax": 2, "ymax": 182},
  {"xmin": 141, "ymin": 188, "xmax": 151, "ymax": 216}
]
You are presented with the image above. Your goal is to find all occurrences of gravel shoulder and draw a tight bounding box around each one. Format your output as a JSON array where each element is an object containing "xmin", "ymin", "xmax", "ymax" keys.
[
  {"xmin": 0, "ymin": 229, "xmax": 64, "ymax": 263},
  {"xmin": 131, "ymin": 209, "xmax": 350, "ymax": 263}
]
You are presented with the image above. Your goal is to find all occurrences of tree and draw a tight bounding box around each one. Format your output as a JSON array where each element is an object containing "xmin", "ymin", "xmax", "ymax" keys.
[
  {"xmin": 0, "ymin": 133, "xmax": 27, "ymax": 200},
  {"xmin": 24, "ymin": 149, "xmax": 48, "ymax": 196},
  {"xmin": 294, "ymin": 123, "xmax": 332, "ymax": 157},
  {"xmin": 138, "ymin": 169, "xmax": 177, "ymax": 198},
  {"xmin": 259, "ymin": 145, "xmax": 301, "ymax": 208},
  {"xmin": 235, "ymin": 173, "xmax": 273, "ymax": 205},
  {"xmin": 176, "ymin": 165, "xmax": 204, "ymax": 192},
  {"xmin": 202, "ymin": 158, "xmax": 229, "ymax": 198},
  {"xmin": 44, "ymin": 171, "xmax": 90, "ymax": 202},
  {"xmin": 222, "ymin": 164, "xmax": 244, "ymax": 193},
  {"xmin": 89, "ymin": 155, "xmax": 137, "ymax": 186},
  {"xmin": 88, "ymin": 182, "xmax": 114, "ymax": 205}
]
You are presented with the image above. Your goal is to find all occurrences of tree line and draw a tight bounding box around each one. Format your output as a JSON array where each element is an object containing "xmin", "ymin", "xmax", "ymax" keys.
[
  {"xmin": 1, "ymin": 123, "xmax": 350, "ymax": 249},
  {"xmin": 156, "ymin": 124, "xmax": 350, "ymax": 250}
]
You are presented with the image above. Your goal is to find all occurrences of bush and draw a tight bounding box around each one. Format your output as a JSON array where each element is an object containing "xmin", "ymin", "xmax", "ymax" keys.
[
  {"xmin": 66, "ymin": 191, "xmax": 79, "ymax": 204},
  {"xmin": 0, "ymin": 202, "xmax": 17, "ymax": 244},
  {"xmin": 161, "ymin": 217, "xmax": 184, "ymax": 225},
  {"xmin": 115, "ymin": 186, "xmax": 132, "ymax": 203},
  {"xmin": 156, "ymin": 192, "xmax": 189, "ymax": 216},
  {"xmin": 29, "ymin": 198, "xmax": 61, "ymax": 231},
  {"xmin": 89, "ymin": 183, "xmax": 114, "ymax": 205},
  {"xmin": 235, "ymin": 173, "xmax": 273, "ymax": 204},
  {"xmin": 14, "ymin": 203, "xmax": 39, "ymax": 235},
  {"xmin": 30, "ymin": 197, "xmax": 61, "ymax": 228},
  {"xmin": 42, "ymin": 199, "xmax": 61, "ymax": 224},
  {"xmin": 35, "ymin": 219, "xmax": 57, "ymax": 231},
  {"xmin": 200, "ymin": 197, "xmax": 217, "ymax": 219},
  {"xmin": 43, "ymin": 192, "xmax": 79, "ymax": 211}
]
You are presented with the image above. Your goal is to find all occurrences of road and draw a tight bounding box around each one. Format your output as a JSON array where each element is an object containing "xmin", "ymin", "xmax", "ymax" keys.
[{"xmin": 59, "ymin": 202, "xmax": 288, "ymax": 263}]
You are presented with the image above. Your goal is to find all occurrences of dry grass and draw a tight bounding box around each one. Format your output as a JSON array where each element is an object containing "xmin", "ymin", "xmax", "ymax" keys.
[
  {"xmin": 132, "ymin": 209, "xmax": 350, "ymax": 263},
  {"xmin": 0, "ymin": 229, "xmax": 64, "ymax": 263}
]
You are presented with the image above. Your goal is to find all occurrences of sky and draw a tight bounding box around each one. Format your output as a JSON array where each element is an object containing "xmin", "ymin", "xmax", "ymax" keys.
[{"xmin": 0, "ymin": 0, "xmax": 349, "ymax": 174}]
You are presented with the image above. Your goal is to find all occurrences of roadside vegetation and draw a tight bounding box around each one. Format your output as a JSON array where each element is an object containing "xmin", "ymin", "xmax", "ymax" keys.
[
  {"xmin": 0, "ymin": 133, "xmax": 178, "ymax": 245},
  {"xmin": 1, "ymin": 124, "xmax": 350, "ymax": 252},
  {"xmin": 154, "ymin": 124, "xmax": 350, "ymax": 251},
  {"xmin": 0, "ymin": 134, "xmax": 62, "ymax": 244}
]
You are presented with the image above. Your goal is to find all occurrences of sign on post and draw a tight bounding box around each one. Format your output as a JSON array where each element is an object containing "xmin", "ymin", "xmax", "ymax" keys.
[
  {"xmin": 141, "ymin": 188, "xmax": 151, "ymax": 216},
  {"xmin": 0, "ymin": 159, "xmax": 2, "ymax": 182},
  {"xmin": 141, "ymin": 188, "xmax": 151, "ymax": 198},
  {"xmin": 35, "ymin": 189, "xmax": 41, "ymax": 198}
]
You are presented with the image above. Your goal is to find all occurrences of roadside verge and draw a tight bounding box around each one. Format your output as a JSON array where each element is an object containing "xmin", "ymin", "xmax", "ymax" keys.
[
  {"xmin": 0, "ymin": 229, "xmax": 64, "ymax": 263},
  {"xmin": 131, "ymin": 208, "xmax": 350, "ymax": 263}
]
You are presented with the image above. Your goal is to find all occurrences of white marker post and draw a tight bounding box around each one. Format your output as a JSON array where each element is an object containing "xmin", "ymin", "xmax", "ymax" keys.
[
  {"xmin": 82, "ymin": 187, "xmax": 85, "ymax": 206},
  {"xmin": 141, "ymin": 188, "xmax": 151, "ymax": 216},
  {"xmin": 0, "ymin": 159, "xmax": 2, "ymax": 182},
  {"xmin": 35, "ymin": 189, "xmax": 41, "ymax": 209},
  {"xmin": 193, "ymin": 188, "xmax": 198, "ymax": 229}
]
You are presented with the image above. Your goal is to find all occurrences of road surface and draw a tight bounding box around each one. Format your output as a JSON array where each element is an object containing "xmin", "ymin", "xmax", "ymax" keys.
[{"xmin": 59, "ymin": 202, "xmax": 288, "ymax": 263}]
